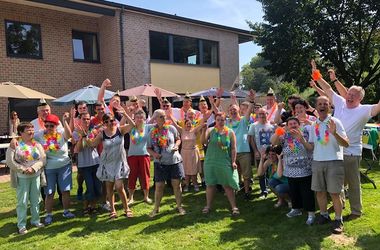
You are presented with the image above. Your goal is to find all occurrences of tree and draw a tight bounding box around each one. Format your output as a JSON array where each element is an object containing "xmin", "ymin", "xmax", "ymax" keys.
[
  {"xmin": 249, "ymin": 0, "xmax": 380, "ymax": 102},
  {"xmin": 241, "ymin": 55, "xmax": 279, "ymax": 93}
]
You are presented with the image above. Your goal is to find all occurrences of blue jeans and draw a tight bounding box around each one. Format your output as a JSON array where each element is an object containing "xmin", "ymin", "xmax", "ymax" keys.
[
  {"xmin": 268, "ymin": 178, "xmax": 289, "ymax": 195},
  {"xmin": 78, "ymin": 165, "xmax": 102, "ymax": 201}
]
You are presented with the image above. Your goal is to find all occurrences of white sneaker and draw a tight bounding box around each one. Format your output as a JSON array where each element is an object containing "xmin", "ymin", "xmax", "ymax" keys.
[
  {"xmin": 286, "ymin": 209, "xmax": 302, "ymax": 218},
  {"xmin": 306, "ymin": 215, "xmax": 315, "ymax": 225},
  {"xmin": 102, "ymin": 202, "xmax": 111, "ymax": 212}
]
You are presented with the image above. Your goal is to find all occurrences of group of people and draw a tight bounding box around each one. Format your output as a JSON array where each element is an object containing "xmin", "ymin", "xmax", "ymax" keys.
[{"xmin": 6, "ymin": 61, "xmax": 380, "ymax": 235}]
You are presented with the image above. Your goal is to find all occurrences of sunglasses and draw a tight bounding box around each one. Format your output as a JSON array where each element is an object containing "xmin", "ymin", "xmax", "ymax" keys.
[
  {"xmin": 158, "ymin": 115, "xmax": 165, "ymax": 119},
  {"xmin": 105, "ymin": 119, "xmax": 115, "ymax": 124},
  {"xmin": 45, "ymin": 124, "xmax": 55, "ymax": 128},
  {"xmin": 163, "ymin": 105, "xmax": 169, "ymax": 108},
  {"xmin": 13, "ymin": 114, "xmax": 18, "ymax": 116}
]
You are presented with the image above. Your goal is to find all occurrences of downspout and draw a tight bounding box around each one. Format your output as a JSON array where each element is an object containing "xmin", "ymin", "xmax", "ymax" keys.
[{"xmin": 119, "ymin": 6, "xmax": 126, "ymax": 90}]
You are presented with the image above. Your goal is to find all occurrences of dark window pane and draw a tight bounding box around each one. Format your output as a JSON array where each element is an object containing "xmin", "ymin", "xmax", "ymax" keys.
[
  {"xmin": 150, "ymin": 32, "xmax": 169, "ymax": 61},
  {"xmin": 5, "ymin": 20, "xmax": 42, "ymax": 58},
  {"xmin": 173, "ymin": 36, "xmax": 199, "ymax": 65},
  {"xmin": 72, "ymin": 31, "xmax": 99, "ymax": 63},
  {"xmin": 203, "ymin": 40, "xmax": 218, "ymax": 66}
]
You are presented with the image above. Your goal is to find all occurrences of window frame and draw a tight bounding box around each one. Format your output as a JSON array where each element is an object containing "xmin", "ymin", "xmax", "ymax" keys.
[
  {"xmin": 5, "ymin": 19, "xmax": 43, "ymax": 59},
  {"xmin": 149, "ymin": 31, "xmax": 219, "ymax": 68},
  {"xmin": 72, "ymin": 30, "xmax": 100, "ymax": 63}
]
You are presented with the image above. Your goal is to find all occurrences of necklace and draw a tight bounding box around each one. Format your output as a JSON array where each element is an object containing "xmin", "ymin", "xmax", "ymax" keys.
[
  {"xmin": 151, "ymin": 125, "xmax": 169, "ymax": 148},
  {"xmin": 315, "ymin": 122, "xmax": 329, "ymax": 145},
  {"xmin": 227, "ymin": 117, "xmax": 241, "ymax": 129},
  {"xmin": 249, "ymin": 113, "xmax": 257, "ymax": 124},
  {"xmin": 42, "ymin": 132, "xmax": 62, "ymax": 153},
  {"xmin": 131, "ymin": 125, "xmax": 145, "ymax": 144},
  {"xmin": 285, "ymin": 131, "xmax": 302, "ymax": 153},
  {"xmin": 213, "ymin": 126, "xmax": 230, "ymax": 151},
  {"xmin": 19, "ymin": 139, "xmax": 39, "ymax": 161}
]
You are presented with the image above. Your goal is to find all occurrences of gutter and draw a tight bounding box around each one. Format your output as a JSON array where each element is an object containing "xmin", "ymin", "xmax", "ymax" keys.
[{"xmin": 119, "ymin": 6, "xmax": 126, "ymax": 90}]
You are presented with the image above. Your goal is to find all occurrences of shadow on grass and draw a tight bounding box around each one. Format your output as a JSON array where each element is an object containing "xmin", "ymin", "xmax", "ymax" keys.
[{"xmin": 355, "ymin": 233, "xmax": 380, "ymax": 249}]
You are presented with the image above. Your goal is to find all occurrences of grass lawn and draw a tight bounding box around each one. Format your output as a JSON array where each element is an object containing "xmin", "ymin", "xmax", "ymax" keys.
[{"xmin": 0, "ymin": 163, "xmax": 380, "ymax": 250}]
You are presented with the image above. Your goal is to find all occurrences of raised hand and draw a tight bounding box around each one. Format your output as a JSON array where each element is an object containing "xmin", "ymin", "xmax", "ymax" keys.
[
  {"xmin": 208, "ymin": 95, "xmax": 215, "ymax": 104},
  {"xmin": 70, "ymin": 107, "xmax": 76, "ymax": 119},
  {"xmin": 309, "ymin": 80, "xmax": 317, "ymax": 88},
  {"xmin": 248, "ymin": 89, "xmax": 256, "ymax": 102},
  {"xmin": 289, "ymin": 128, "xmax": 302, "ymax": 139},
  {"xmin": 154, "ymin": 88, "xmax": 162, "ymax": 99},
  {"xmin": 278, "ymin": 102, "xmax": 285, "ymax": 110},
  {"xmin": 63, "ymin": 112, "xmax": 70, "ymax": 121},
  {"xmin": 328, "ymin": 69, "xmax": 337, "ymax": 81},
  {"xmin": 216, "ymin": 87, "xmax": 224, "ymax": 98},
  {"xmin": 327, "ymin": 119, "xmax": 337, "ymax": 134},
  {"xmin": 102, "ymin": 78, "xmax": 111, "ymax": 88}
]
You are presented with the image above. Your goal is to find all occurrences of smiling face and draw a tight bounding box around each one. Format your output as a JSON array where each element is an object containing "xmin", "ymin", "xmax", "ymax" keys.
[
  {"xmin": 77, "ymin": 103, "xmax": 88, "ymax": 114},
  {"xmin": 183, "ymin": 99, "xmax": 192, "ymax": 110},
  {"xmin": 20, "ymin": 126, "xmax": 34, "ymax": 141},
  {"xmin": 316, "ymin": 97, "xmax": 330, "ymax": 118},
  {"xmin": 266, "ymin": 95, "xmax": 275, "ymax": 108},
  {"xmin": 185, "ymin": 120, "xmax": 192, "ymax": 131},
  {"xmin": 44, "ymin": 122, "xmax": 57, "ymax": 133},
  {"xmin": 198, "ymin": 101, "xmax": 208, "ymax": 112},
  {"xmin": 294, "ymin": 104, "xmax": 306, "ymax": 116},
  {"xmin": 80, "ymin": 113, "xmax": 91, "ymax": 128},
  {"xmin": 346, "ymin": 87, "xmax": 363, "ymax": 108},
  {"xmin": 239, "ymin": 103, "xmax": 248, "ymax": 116},
  {"xmin": 257, "ymin": 108, "xmax": 267, "ymax": 123},
  {"xmin": 134, "ymin": 113, "xmax": 145, "ymax": 126},
  {"xmin": 215, "ymin": 113, "xmax": 226, "ymax": 127},
  {"xmin": 268, "ymin": 151, "xmax": 278, "ymax": 162},
  {"xmin": 95, "ymin": 104, "xmax": 105, "ymax": 116},
  {"xmin": 228, "ymin": 105, "xmax": 239, "ymax": 118},
  {"xmin": 287, "ymin": 119, "xmax": 300, "ymax": 130},
  {"xmin": 38, "ymin": 106, "xmax": 51, "ymax": 120}
]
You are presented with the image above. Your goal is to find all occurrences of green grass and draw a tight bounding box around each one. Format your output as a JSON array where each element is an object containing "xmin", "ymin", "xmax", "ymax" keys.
[{"xmin": 1, "ymin": 162, "xmax": 380, "ymax": 250}]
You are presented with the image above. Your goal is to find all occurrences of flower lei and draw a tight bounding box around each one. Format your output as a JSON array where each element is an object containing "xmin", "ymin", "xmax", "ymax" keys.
[
  {"xmin": 151, "ymin": 125, "xmax": 169, "ymax": 148},
  {"xmin": 131, "ymin": 125, "xmax": 145, "ymax": 144},
  {"xmin": 227, "ymin": 117, "xmax": 241, "ymax": 129},
  {"xmin": 42, "ymin": 132, "xmax": 62, "ymax": 153},
  {"xmin": 315, "ymin": 122, "xmax": 329, "ymax": 145},
  {"xmin": 249, "ymin": 113, "xmax": 257, "ymax": 124},
  {"xmin": 213, "ymin": 126, "xmax": 230, "ymax": 151},
  {"xmin": 18, "ymin": 139, "xmax": 39, "ymax": 161},
  {"xmin": 285, "ymin": 131, "xmax": 302, "ymax": 153}
]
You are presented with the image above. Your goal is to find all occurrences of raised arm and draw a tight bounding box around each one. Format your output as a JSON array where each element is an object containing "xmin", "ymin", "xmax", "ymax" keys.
[
  {"xmin": 328, "ymin": 69, "xmax": 347, "ymax": 99},
  {"xmin": 98, "ymin": 79, "xmax": 111, "ymax": 103},
  {"xmin": 311, "ymin": 60, "xmax": 334, "ymax": 102},
  {"xmin": 208, "ymin": 96, "xmax": 220, "ymax": 114},
  {"xmin": 276, "ymin": 155, "xmax": 284, "ymax": 178},
  {"xmin": 244, "ymin": 89, "xmax": 255, "ymax": 121},
  {"xmin": 328, "ymin": 119, "xmax": 349, "ymax": 148},
  {"xmin": 62, "ymin": 113, "xmax": 72, "ymax": 141},
  {"xmin": 86, "ymin": 130, "xmax": 103, "ymax": 147},
  {"xmin": 310, "ymin": 80, "xmax": 327, "ymax": 97},
  {"xmin": 274, "ymin": 102, "xmax": 285, "ymax": 125},
  {"xmin": 371, "ymin": 100, "xmax": 380, "ymax": 117},
  {"xmin": 154, "ymin": 88, "xmax": 164, "ymax": 109}
]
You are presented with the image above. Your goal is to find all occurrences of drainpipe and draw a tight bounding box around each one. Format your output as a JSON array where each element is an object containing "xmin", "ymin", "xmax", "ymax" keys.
[{"xmin": 119, "ymin": 6, "xmax": 126, "ymax": 90}]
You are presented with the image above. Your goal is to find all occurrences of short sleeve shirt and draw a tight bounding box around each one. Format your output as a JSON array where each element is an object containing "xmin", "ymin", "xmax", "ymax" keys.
[
  {"xmin": 248, "ymin": 122, "xmax": 275, "ymax": 151},
  {"xmin": 226, "ymin": 117, "xmax": 250, "ymax": 153}
]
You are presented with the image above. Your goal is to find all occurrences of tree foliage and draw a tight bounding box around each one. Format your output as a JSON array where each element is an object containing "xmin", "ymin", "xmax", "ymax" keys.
[{"xmin": 249, "ymin": 0, "xmax": 380, "ymax": 102}]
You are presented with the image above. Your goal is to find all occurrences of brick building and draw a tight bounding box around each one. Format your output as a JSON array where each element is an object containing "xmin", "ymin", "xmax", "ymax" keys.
[{"xmin": 0, "ymin": 0, "xmax": 252, "ymax": 134}]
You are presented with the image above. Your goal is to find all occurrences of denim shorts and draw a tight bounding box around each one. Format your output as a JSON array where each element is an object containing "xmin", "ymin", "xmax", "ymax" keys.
[
  {"xmin": 44, "ymin": 164, "xmax": 72, "ymax": 195},
  {"xmin": 154, "ymin": 162, "xmax": 184, "ymax": 182}
]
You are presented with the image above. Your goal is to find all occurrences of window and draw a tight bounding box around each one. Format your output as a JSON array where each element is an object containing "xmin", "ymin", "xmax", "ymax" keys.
[
  {"xmin": 72, "ymin": 30, "xmax": 100, "ymax": 63},
  {"xmin": 202, "ymin": 40, "xmax": 218, "ymax": 66},
  {"xmin": 150, "ymin": 32, "xmax": 169, "ymax": 61},
  {"xmin": 149, "ymin": 31, "xmax": 219, "ymax": 67},
  {"xmin": 5, "ymin": 20, "xmax": 42, "ymax": 59},
  {"xmin": 173, "ymin": 36, "xmax": 199, "ymax": 64}
]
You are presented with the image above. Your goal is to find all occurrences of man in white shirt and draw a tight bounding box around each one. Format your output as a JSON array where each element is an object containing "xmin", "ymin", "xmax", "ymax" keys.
[
  {"xmin": 312, "ymin": 61, "xmax": 380, "ymax": 220},
  {"xmin": 298, "ymin": 96, "xmax": 349, "ymax": 234}
]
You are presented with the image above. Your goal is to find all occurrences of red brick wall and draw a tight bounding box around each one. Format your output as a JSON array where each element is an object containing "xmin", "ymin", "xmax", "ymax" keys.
[{"xmin": 0, "ymin": 2, "xmax": 111, "ymax": 133}]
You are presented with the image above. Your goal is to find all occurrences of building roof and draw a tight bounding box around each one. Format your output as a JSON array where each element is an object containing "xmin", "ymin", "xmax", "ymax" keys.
[{"xmin": 84, "ymin": 0, "xmax": 254, "ymax": 43}]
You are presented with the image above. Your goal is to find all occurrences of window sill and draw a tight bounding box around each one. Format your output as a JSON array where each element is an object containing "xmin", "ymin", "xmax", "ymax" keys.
[
  {"xmin": 150, "ymin": 60, "xmax": 219, "ymax": 68},
  {"xmin": 73, "ymin": 59, "xmax": 101, "ymax": 64}
]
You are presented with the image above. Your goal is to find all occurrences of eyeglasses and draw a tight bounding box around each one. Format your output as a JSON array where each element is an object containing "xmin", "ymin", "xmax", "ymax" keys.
[
  {"xmin": 163, "ymin": 105, "xmax": 169, "ymax": 108},
  {"xmin": 105, "ymin": 119, "xmax": 115, "ymax": 124},
  {"xmin": 45, "ymin": 124, "xmax": 55, "ymax": 128}
]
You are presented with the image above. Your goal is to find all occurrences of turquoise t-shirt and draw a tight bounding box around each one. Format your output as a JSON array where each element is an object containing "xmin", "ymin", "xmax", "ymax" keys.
[
  {"xmin": 226, "ymin": 116, "xmax": 250, "ymax": 153},
  {"xmin": 34, "ymin": 130, "xmax": 70, "ymax": 169},
  {"xmin": 128, "ymin": 124, "xmax": 154, "ymax": 156}
]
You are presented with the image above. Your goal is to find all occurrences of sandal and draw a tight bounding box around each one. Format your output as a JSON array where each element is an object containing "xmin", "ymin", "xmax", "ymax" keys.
[
  {"xmin": 231, "ymin": 207, "xmax": 240, "ymax": 216},
  {"xmin": 109, "ymin": 211, "xmax": 118, "ymax": 219},
  {"xmin": 202, "ymin": 207, "xmax": 211, "ymax": 214},
  {"xmin": 177, "ymin": 207, "xmax": 186, "ymax": 216},
  {"xmin": 124, "ymin": 209, "xmax": 133, "ymax": 218}
]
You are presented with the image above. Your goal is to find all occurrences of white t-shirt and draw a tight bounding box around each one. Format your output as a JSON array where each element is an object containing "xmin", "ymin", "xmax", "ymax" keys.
[
  {"xmin": 31, "ymin": 118, "xmax": 64, "ymax": 133},
  {"xmin": 332, "ymin": 92, "xmax": 374, "ymax": 156},
  {"xmin": 308, "ymin": 116, "xmax": 346, "ymax": 161},
  {"xmin": 264, "ymin": 104, "xmax": 284, "ymax": 123}
]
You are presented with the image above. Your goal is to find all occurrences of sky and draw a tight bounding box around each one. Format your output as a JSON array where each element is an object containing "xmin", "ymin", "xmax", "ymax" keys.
[{"xmin": 112, "ymin": 0, "xmax": 264, "ymax": 70}]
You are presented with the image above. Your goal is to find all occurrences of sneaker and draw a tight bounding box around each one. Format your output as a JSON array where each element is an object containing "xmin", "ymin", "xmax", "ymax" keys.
[
  {"xmin": 18, "ymin": 227, "xmax": 28, "ymax": 235},
  {"xmin": 183, "ymin": 186, "xmax": 189, "ymax": 192},
  {"xmin": 345, "ymin": 213, "xmax": 361, "ymax": 221},
  {"xmin": 286, "ymin": 209, "xmax": 302, "ymax": 218},
  {"xmin": 144, "ymin": 197, "xmax": 153, "ymax": 204},
  {"xmin": 102, "ymin": 202, "xmax": 111, "ymax": 212},
  {"xmin": 44, "ymin": 214, "xmax": 53, "ymax": 225},
  {"xmin": 127, "ymin": 198, "xmax": 134, "ymax": 206},
  {"xmin": 332, "ymin": 220, "xmax": 344, "ymax": 234},
  {"xmin": 315, "ymin": 214, "xmax": 332, "ymax": 225},
  {"xmin": 306, "ymin": 215, "xmax": 315, "ymax": 225},
  {"xmin": 194, "ymin": 186, "xmax": 200, "ymax": 192},
  {"xmin": 32, "ymin": 222, "xmax": 44, "ymax": 228},
  {"xmin": 259, "ymin": 192, "xmax": 268, "ymax": 199},
  {"xmin": 63, "ymin": 210, "xmax": 75, "ymax": 219},
  {"xmin": 177, "ymin": 207, "xmax": 186, "ymax": 215}
]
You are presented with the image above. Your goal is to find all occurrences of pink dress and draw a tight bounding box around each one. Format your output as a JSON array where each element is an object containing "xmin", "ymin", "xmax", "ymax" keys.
[{"xmin": 181, "ymin": 130, "xmax": 200, "ymax": 175}]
